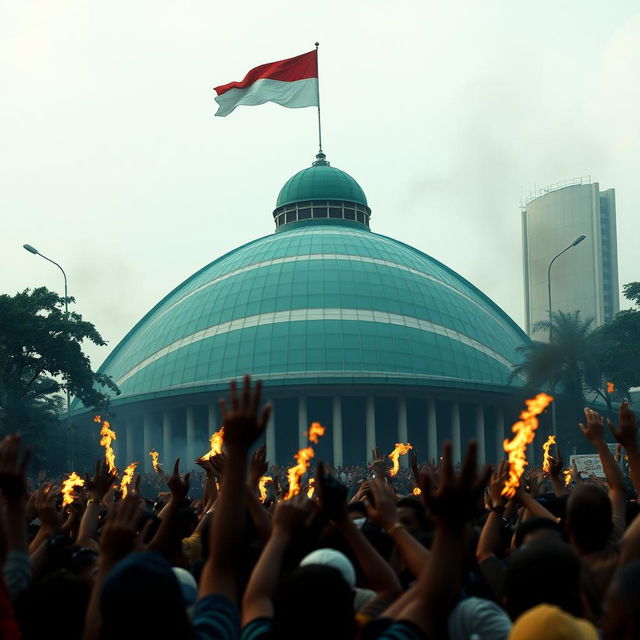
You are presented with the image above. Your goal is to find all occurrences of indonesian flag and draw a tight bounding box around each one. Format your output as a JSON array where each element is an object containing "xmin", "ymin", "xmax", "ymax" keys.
[{"xmin": 214, "ymin": 50, "xmax": 318, "ymax": 117}]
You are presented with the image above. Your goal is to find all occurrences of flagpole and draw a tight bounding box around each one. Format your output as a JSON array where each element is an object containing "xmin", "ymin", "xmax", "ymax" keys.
[{"xmin": 315, "ymin": 42, "xmax": 323, "ymax": 154}]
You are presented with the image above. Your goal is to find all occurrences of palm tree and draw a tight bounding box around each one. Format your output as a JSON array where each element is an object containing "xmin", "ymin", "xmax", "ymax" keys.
[{"xmin": 511, "ymin": 311, "xmax": 605, "ymax": 432}]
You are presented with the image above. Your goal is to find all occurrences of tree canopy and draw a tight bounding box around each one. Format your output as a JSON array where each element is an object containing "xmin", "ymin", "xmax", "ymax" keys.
[{"xmin": 0, "ymin": 287, "xmax": 119, "ymax": 435}]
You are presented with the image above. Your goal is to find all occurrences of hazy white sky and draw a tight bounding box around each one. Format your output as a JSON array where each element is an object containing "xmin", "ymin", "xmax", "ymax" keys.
[{"xmin": 2, "ymin": 1, "xmax": 639, "ymax": 370}]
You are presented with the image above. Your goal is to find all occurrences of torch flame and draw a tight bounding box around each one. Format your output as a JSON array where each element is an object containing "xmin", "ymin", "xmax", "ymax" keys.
[
  {"xmin": 562, "ymin": 468, "xmax": 573, "ymax": 487},
  {"xmin": 285, "ymin": 447, "xmax": 315, "ymax": 500},
  {"xmin": 607, "ymin": 382, "xmax": 615, "ymax": 394},
  {"xmin": 120, "ymin": 462, "xmax": 139, "ymax": 498},
  {"xmin": 388, "ymin": 443, "xmax": 413, "ymax": 477},
  {"xmin": 502, "ymin": 393, "xmax": 554, "ymax": 498},
  {"xmin": 94, "ymin": 415, "xmax": 117, "ymax": 474},
  {"xmin": 542, "ymin": 434, "xmax": 556, "ymax": 473},
  {"xmin": 149, "ymin": 450, "xmax": 162, "ymax": 472},
  {"xmin": 202, "ymin": 427, "xmax": 224, "ymax": 460},
  {"xmin": 307, "ymin": 477, "xmax": 315, "ymax": 498},
  {"xmin": 61, "ymin": 472, "xmax": 85, "ymax": 506},
  {"xmin": 307, "ymin": 422, "xmax": 326, "ymax": 444},
  {"xmin": 412, "ymin": 487, "xmax": 422, "ymax": 496},
  {"xmin": 258, "ymin": 476, "xmax": 272, "ymax": 503}
]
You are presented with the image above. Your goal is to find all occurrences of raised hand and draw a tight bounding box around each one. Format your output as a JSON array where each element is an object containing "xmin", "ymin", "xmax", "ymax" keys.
[
  {"xmin": 248, "ymin": 445, "xmax": 268, "ymax": 489},
  {"xmin": 167, "ymin": 459, "xmax": 190, "ymax": 503},
  {"xmin": 419, "ymin": 441, "xmax": 490, "ymax": 530},
  {"xmin": 37, "ymin": 485, "xmax": 61, "ymax": 534},
  {"xmin": 99, "ymin": 494, "xmax": 144, "ymax": 565},
  {"xmin": 548, "ymin": 448, "xmax": 564, "ymax": 479},
  {"xmin": 579, "ymin": 407, "xmax": 606, "ymax": 443},
  {"xmin": 365, "ymin": 476, "xmax": 399, "ymax": 531},
  {"xmin": 272, "ymin": 494, "xmax": 313, "ymax": 537},
  {"xmin": 219, "ymin": 375, "xmax": 270, "ymax": 451},
  {"xmin": 609, "ymin": 401, "xmax": 637, "ymax": 450},
  {"xmin": 316, "ymin": 461, "xmax": 348, "ymax": 523},
  {"xmin": 489, "ymin": 459, "xmax": 509, "ymax": 509},
  {"xmin": 85, "ymin": 460, "xmax": 118, "ymax": 502},
  {"xmin": 0, "ymin": 434, "xmax": 30, "ymax": 502},
  {"xmin": 370, "ymin": 446, "xmax": 387, "ymax": 479}
]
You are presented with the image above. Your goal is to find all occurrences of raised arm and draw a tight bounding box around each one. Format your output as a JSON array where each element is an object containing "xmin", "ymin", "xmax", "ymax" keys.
[
  {"xmin": 609, "ymin": 402, "xmax": 640, "ymax": 499},
  {"xmin": 77, "ymin": 461, "xmax": 117, "ymax": 549},
  {"xmin": 199, "ymin": 376, "xmax": 270, "ymax": 602},
  {"xmin": 477, "ymin": 460, "xmax": 508, "ymax": 564}
]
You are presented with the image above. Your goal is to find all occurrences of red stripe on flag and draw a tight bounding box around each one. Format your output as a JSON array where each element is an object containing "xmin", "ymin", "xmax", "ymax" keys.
[{"xmin": 214, "ymin": 50, "xmax": 317, "ymax": 96}]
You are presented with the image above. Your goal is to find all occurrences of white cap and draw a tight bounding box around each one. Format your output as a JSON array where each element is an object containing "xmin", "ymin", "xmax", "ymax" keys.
[{"xmin": 299, "ymin": 548, "xmax": 356, "ymax": 589}]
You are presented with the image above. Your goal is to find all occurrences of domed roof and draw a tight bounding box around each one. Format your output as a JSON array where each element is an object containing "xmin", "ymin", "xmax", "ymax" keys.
[
  {"xmin": 276, "ymin": 154, "xmax": 368, "ymax": 208},
  {"xmin": 96, "ymin": 221, "xmax": 529, "ymax": 406}
]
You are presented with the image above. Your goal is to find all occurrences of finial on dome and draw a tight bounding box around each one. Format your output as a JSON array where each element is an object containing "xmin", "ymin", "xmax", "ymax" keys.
[{"xmin": 312, "ymin": 151, "xmax": 329, "ymax": 167}]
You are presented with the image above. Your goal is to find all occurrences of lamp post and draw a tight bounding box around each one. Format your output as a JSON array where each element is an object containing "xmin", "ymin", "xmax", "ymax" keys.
[
  {"xmin": 546, "ymin": 234, "xmax": 586, "ymax": 434},
  {"xmin": 23, "ymin": 244, "xmax": 74, "ymax": 467}
]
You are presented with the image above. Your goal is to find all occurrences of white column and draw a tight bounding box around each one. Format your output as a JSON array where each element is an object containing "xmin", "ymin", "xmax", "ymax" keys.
[
  {"xmin": 475, "ymin": 404, "xmax": 486, "ymax": 465},
  {"xmin": 427, "ymin": 398, "xmax": 438, "ymax": 461},
  {"xmin": 186, "ymin": 407, "xmax": 196, "ymax": 470},
  {"xmin": 496, "ymin": 407, "xmax": 505, "ymax": 462},
  {"xmin": 398, "ymin": 397, "xmax": 408, "ymax": 467},
  {"xmin": 266, "ymin": 402, "xmax": 276, "ymax": 464},
  {"xmin": 126, "ymin": 418, "xmax": 136, "ymax": 463},
  {"xmin": 298, "ymin": 396, "xmax": 308, "ymax": 450},
  {"xmin": 163, "ymin": 410, "xmax": 173, "ymax": 465},
  {"xmin": 143, "ymin": 414, "xmax": 153, "ymax": 472},
  {"xmin": 366, "ymin": 396, "xmax": 376, "ymax": 461},
  {"xmin": 451, "ymin": 401, "xmax": 461, "ymax": 465},
  {"xmin": 332, "ymin": 396, "xmax": 343, "ymax": 467}
]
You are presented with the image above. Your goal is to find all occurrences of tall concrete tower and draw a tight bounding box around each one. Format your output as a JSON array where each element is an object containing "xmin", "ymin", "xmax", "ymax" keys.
[{"xmin": 522, "ymin": 178, "xmax": 619, "ymax": 337}]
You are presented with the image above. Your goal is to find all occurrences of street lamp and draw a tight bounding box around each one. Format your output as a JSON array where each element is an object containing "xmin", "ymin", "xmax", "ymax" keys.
[
  {"xmin": 546, "ymin": 234, "xmax": 586, "ymax": 434},
  {"xmin": 23, "ymin": 244, "xmax": 73, "ymax": 466}
]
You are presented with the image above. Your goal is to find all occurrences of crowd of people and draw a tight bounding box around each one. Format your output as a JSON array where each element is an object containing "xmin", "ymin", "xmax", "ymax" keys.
[{"xmin": 0, "ymin": 375, "xmax": 639, "ymax": 639}]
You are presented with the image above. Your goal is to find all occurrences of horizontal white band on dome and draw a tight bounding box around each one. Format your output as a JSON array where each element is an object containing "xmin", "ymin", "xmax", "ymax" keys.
[
  {"xmin": 115, "ymin": 307, "xmax": 515, "ymax": 387},
  {"xmin": 141, "ymin": 250, "xmax": 505, "ymax": 337}
]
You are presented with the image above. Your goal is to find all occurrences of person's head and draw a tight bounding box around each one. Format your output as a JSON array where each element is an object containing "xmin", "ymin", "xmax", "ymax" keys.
[
  {"xmin": 514, "ymin": 517, "xmax": 563, "ymax": 548},
  {"xmin": 602, "ymin": 563, "xmax": 640, "ymax": 640},
  {"xmin": 100, "ymin": 552, "xmax": 191, "ymax": 639},
  {"xmin": 396, "ymin": 497, "xmax": 428, "ymax": 534},
  {"xmin": 347, "ymin": 502, "xmax": 367, "ymax": 521},
  {"xmin": 448, "ymin": 597, "xmax": 512, "ymax": 640},
  {"xmin": 566, "ymin": 484, "xmax": 612, "ymax": 553},
  {"xmin": 273, "ymin": 565, "xmax": 357, "ymax": 640},
  {"xmin": 509, "ymin": 604, "xmax": 598, "ymax": 640},
  {"xmin": 504, "ymin": 542, "xmax": 582, "ymax": 621}
]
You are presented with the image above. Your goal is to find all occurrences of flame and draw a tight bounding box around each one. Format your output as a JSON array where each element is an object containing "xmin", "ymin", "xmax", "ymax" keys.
[
  {"xmin": 258, "ymin": 476, "xmax": 272, "ymax": 503},
  {"xmin": 94, "ymin": 415, "xmax": 117, "ymax": 474},
  {"xmin": 307, "ymin": 477, "xmax": 315, "ymax": 498},
  {"xmin": 502, "ymin": 393, "xmax": 554, "ymax": 498},
  {"xmin": 562, "ymin": 468, "xmax": 573, "ymax": 487},
  {"xmin": 412, "ymin": 487, "xmax": 422, "ymax": 496},
  {"xmin": 61, "ymin": 472, "xmax": 85, "ymax": 506},
  {"xmin": 307, "ymin": 422, "xmax": 326, "ymax": 444},
  {"xmin": 202, "ymin": 427, "xmax": 224, "ymax": 460},
  {"xmin": 607, "ymin": 382, "xmax": 615, "ymax": 394},
  {"xmin": 149, "ymin": 450, "xmax": 161, "ymax": 472},
  {"xmin": 388, "ymin": 443, "xmax": 413, "ymax": 477},
  {"xmin": 120, "ymin": 462, "xmax": 139, "ymax": 498},
  {"xmin": 542, "ymin": 434, "xmax": 556, "ymax": 473},
  {"xmin": 285, "ymin": 447, "xmax": 315, "ymax": 500}
]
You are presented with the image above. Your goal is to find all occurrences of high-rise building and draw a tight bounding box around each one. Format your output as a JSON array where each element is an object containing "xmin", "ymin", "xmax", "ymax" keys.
[{"xmin": 522, "ymin": 178, "xmax": 619, "ymax": 337}]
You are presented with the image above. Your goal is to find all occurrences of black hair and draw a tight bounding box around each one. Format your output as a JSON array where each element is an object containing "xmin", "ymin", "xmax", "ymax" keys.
[
  {"xmin": 567, "ymin": 484, "xmax": 612, "ymax": 553},
  {"xmin": 514, "ymin": 517, "xmax": 563, "ymax": 548}
]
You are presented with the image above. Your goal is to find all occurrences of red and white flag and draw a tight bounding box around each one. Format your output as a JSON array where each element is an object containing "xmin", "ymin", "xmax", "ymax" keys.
[{"xmin": 214, "ymin": 50, "xmax": 318, "ymax": 117}]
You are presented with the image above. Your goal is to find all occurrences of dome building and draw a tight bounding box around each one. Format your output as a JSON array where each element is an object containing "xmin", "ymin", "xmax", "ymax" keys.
[{"xmin": 77, "ymin": 153, "xmax": 530, "ymax": 471}]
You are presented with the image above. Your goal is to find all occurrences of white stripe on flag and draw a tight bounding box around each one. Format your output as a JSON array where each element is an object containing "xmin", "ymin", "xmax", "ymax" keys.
[{"xmin": 215, "ymin": 77, "xmax": 318, "ymax": 117}]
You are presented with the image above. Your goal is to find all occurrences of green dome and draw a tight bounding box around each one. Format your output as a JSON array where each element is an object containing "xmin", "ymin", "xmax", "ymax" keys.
[{"xmin": 276, "ymin": 155, "xmax": 368, "ymax": 208}]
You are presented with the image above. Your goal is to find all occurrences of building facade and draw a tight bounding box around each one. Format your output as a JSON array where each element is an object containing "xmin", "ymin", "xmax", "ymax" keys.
[
  {"xmin": 74, "ymin": 153, "xmax": 538, "ymax": 470},
  {"xmin": 522, "ymin": 179, "xmax": 619, "ymax": 337}
]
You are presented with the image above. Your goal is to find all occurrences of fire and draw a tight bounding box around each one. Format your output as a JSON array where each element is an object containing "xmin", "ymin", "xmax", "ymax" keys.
[
  {"xmin": 307, "ymin": 422, "xmax": 326, "ymax": 444},
  {"xmin": 149, "ymin": 450, "xmax": 161, "ymax": 472},
  {"xmin": 388, "ymin": 443, "xmax": 413, "ymax": 477},
  {"xmin": 607, "ymin": 382, "xmax": 615, "ymax": 393},
  {"xmin": 502, "ymin": 393, "xmax": 554, "ymax": 498},
  {"xmin": 412, "ymin": 487, "xmax": 422, "ymax": 496},
  {"xmin": 542, "ymin": 434, "xmax": 556, "ymax": 473},
  {"xmin": 61, "ymin": 472, "xmax": 85, "ymax": 506},
  {"xmin": 307, "ymin": 478, "xmax": 315, "ymax": 498},
  {"xmin": 202, "ymin": 427, "xmax": 224, "ymax": 460},
  {"xmin": 285, "ymin": 447, "xmax": 314, "ymax": 500},
  {"xmin": 120, "ymin": 462, "xmax": 139, "ymax": 498},
  {"xmin": 562, "ymin": 468, "xmax": 573, "ymax": 487},
  {"xmin": 94, "ymin": 415, "xmax": 117, "ymax": 474},
  {"xmin": 258, "ymin": 476, "xmax": 272, "ymax": 503}
]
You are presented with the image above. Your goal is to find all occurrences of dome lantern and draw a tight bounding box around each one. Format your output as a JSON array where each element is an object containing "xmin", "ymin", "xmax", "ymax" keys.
[{"xmin": 273, "ymin": 153, "xmax": 372, "ymax": 231}]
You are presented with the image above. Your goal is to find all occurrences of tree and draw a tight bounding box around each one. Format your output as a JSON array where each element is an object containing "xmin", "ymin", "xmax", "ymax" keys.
[
  {"xmin": 511, "ymin": 311, "xmax": 604, "ymax": 444},
  {"xmin": 592, "ymin": 282, "xmax": 640, "ymax": 398},
  {"xmin": 0, "ymin": 287, "xmax": 119, "ymax": 438}
]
